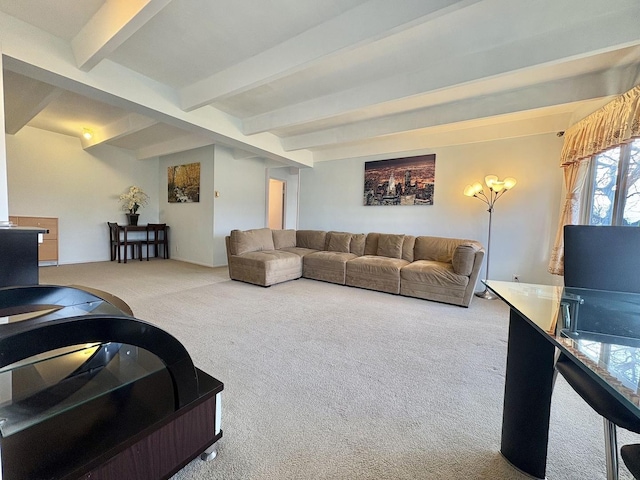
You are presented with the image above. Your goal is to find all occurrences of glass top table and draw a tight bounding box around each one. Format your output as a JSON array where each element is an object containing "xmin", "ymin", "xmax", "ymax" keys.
[
  {"xmin": 0, "ymin": 341, "xmax": 168, "ymax": 438},
  {"xmin": 486, "ymin": 280, "xmax": 640, "ymax": 479},
  {"xmin": 487, "ymin": 280, "xmax": 640, "ymax": 415}
]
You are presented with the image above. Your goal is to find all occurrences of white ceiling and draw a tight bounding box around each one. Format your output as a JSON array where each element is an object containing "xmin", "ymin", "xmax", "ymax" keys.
[{"xmin": 1, "ymin": 0, "xmax": 640, "ymax": 166}]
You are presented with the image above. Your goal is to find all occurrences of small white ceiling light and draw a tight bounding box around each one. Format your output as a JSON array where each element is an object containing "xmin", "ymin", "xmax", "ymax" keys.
[{"xmin": 82, "ymin": 128, "xmax": 93, "ymax": 140}]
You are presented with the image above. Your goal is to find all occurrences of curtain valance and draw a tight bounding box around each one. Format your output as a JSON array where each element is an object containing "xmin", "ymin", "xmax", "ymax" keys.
[{"xmin": 559, "ymin": 84, "xmax": 640, "ymax": 167}]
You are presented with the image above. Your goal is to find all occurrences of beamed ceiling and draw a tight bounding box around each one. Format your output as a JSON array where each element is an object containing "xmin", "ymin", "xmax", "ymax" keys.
[{"xmin": 1, "ymin": 0, "xmax": 640, "ymax": 167}]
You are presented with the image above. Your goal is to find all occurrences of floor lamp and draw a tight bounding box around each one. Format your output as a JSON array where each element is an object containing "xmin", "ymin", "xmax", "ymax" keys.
[{"xmin": 463, "ymin": 175, "xmax": 517, "ymax": 299}]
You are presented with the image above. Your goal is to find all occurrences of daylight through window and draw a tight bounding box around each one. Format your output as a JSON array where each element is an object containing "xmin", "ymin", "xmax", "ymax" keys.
[{"xmin": 585, "ymin": 138, "xmax": 640, "ymax": 226}]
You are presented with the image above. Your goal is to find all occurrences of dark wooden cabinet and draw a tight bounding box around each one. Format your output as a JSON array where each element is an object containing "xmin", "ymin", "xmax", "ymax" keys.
[{"xmin": 0, "ymin": 226, "xmax": 46, "ymax": 287}]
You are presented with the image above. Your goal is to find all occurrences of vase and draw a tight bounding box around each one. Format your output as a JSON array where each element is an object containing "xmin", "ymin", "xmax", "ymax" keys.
[{"xmin": 126, "ymin": 213, "xmax": 139, "ymax": 226}]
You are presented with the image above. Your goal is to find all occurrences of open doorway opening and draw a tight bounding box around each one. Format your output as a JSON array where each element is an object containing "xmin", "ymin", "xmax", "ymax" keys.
[{"xmin": 268, "ymin": 179, "xmax": 286, "ymax": 229}]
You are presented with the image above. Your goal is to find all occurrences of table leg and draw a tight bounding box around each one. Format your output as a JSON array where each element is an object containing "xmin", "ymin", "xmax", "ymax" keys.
[
  {"xmin": 123, "ymin": 229, "xmax": 128, "ymax": 264},
  {"xmin": 500, "ymin": 309, "xmax": 556, "ymax": 479}
]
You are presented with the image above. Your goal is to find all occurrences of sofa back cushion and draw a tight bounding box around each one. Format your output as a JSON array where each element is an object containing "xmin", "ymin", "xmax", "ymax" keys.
[
  {"xmin": 326, "ymin": 231, "xmax": 352, "ymax": 253},
  {"xmin": 296, "ymin": 230, "xmax": 327, "ymax": 250},
  {"xmin": 273, "ymin": 229, "xmax": 297, "ymax": 249},
  {"xmin": 414, "ymin": 236, "xmax": 467, "ymax": 263},
  {"xmin": 377, "ymin": 233, "xmax": 405, "ymax": 259},
  {"xmin": 402, "ymin": 235, "xmax": 416, "ymax": 262},
  {"xmin": 229, "ymin": 228, "xmax": 275, "ymax": 255},
  {"xmin": 350, "ymin": 233, "xmax": 366, "ymax": 256},
  {"xmin": 364, "ymin": 232, "xmax": 380, "ymax": 256}
]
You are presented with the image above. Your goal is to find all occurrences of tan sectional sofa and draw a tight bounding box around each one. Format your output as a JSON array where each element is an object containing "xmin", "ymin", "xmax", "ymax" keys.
[{"xmin": 225, "ymin": 228, "xmax": 485, "ymax": 307}]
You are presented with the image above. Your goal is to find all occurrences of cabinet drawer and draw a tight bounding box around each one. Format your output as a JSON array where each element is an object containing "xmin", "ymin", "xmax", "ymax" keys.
[{"xmin": 38, "ymin": 239, "xmax": 58, "ymax": 262}]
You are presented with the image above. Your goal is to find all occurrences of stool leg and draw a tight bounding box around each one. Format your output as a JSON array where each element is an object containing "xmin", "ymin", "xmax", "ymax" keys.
[{"xmin": 604, "ymin": 419, "xmax": 619, "ymax": 480}]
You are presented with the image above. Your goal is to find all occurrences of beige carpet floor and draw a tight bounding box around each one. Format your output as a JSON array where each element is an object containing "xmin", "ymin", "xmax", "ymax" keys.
[{"xmin": 40, "ymin": 260, "xmax": 640, "ymax": 479}]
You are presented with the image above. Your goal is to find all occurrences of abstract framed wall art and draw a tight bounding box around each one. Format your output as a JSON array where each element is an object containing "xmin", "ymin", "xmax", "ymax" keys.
[
  {"xmin": 363, "ymin": 154, "xmax": 435, "ymax": 206},
  {"xmin": 168, "ymin": 162, "xmax": 200, "ymax": 203}
]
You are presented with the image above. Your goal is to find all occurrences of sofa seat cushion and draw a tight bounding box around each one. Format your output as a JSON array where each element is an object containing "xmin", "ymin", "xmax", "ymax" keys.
[
  {"xmin": 303, "ymin": 251, "xmax": 357, "ymax": 285},
  {"xmin": 400, "ymin": 260, "xmax": 470, "ymax": 304},
  {"xmin": 279, "ymin": 246, "xmax": 318, "ymax": 257},
  {"xmin": 228, "ymin": 250, "xmax": 302, "ymax": 286},
  {"xmin": 346, "ymin": 255, "xmax": 409, "ymax": 294}
]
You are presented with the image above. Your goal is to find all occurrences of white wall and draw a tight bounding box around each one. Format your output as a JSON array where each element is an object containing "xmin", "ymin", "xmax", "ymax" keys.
[
  {"xmin": 6, "ymin": 131, "xmax": 276, "ymax": 268},
  {"xmin": 6, "ymin": 125, "xmax": 565, "ymax": 284},
  {"xmin": 158, "ymin": 146, "xmax": 271, "ymax": 267},
  {"xmin": 0, "ymin": 54, "xmax": 8, "ymax": 223},
  {"xmin": 299, "ymin": 133, "xmax": 565, "ymax": 285},
  {"xmin": 6, "ymin": 126, "xmax": 159, "ymax": 264},
  {"xmin": 159, "ymin": 146, "xmax": 214, "ymax": 266},
  {"xmin": 213, "ymin": 145, "xmax": 267, "ymax": 266}
]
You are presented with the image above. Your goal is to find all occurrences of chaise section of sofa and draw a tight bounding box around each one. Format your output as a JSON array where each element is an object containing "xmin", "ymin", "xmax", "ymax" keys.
[
  {"xmin": 226, "ymin": 228, "xmax": 303, "ymax": 286},
  {"xmin": 400, "ymin": 236, "xmax": 484, "ymax": 307}
]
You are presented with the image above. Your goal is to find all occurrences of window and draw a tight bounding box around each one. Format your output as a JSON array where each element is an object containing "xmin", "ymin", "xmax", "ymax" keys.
[{"xmin": 585, "ymin": 138, "xmax": 640, "ymax": 226}]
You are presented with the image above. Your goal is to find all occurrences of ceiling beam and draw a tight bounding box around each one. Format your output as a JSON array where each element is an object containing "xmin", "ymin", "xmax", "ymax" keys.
[
  {"xmin": 136, "ymin": 133, "xmax": 213, "ymax": 160},
  {"xmin": 72, "ymin": 0, "xmax": 171, "ymax": 71},
  {"xmin": 4, "ymin": 83, "xmax": 62, "ymax": 135},
  {"xmin": 243, "ymin": 8, "xmax": 640, "ymax": 136},
  {"xmin": 312, "ymin": 112, "xmax": 570, "ymax": 163},
  {"xmin": 0, "ymin": 14, "xmax": 313, "ymax": 167},
  {"xmin": 232, "ymin": 149, "xmax": 262, "ymax": 160},
  {"xmin": 178, "ymin": 0, "xmax": 482, "ymax": 111},
  {"xmin": 282, "ymin": 66, "xmax": 639, "ymax": 151},
  {"xmin": 81, "ymin": 113, "xmax": 158, "ymax": 149}
]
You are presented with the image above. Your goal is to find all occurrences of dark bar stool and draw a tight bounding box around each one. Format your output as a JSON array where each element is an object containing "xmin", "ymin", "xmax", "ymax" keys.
[
  {"xmin": 558, "ymin": 225, "xmax": 640, "ymax": 480},
  {"xmin": 120, "ymin": 224, "xmax": 143, "ymax": 263},
  {"xmin": 146, "ymin": 224, "xmax": 169, "ymax": 260},
  {"xmin": 107, "ymin": 222, "xmax": 138, "ymax": 263},
  {"xmin": 621, "ymin": 444, "xmax": 640, "ymax": 479},
  {"xmin": 107, "ymin": 222, "xmax": 121, "ymax": 262}
]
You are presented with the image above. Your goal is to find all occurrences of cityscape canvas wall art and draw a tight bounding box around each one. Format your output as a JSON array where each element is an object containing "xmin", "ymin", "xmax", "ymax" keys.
[
  {"xmin": 168, "ymin": 162, "xmax": 200, "ymax": 203},
  {"xmin": 363, "ymin": 154, "xmax": 436, "ymax": 206}
]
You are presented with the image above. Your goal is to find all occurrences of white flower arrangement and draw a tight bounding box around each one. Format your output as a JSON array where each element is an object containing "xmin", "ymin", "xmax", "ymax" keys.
[{"xmin": 119, "ymin": 186, "xmax": 149, "ymax": 214}]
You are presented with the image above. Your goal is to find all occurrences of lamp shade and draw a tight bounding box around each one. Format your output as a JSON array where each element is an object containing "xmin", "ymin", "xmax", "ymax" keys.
[
  {"xmin": 484, "ymin": 175, "xmax": 498, "ymax": 189},
  {"xmin": 492, "ymin": 181, "xmax": 506, "ymax": 192},
  {"xmin": 503, "ymin": 177, "xmax": 517, "ymax": 190},
  {"xmin": 464, "ymin": 182, "xmax": 484, "ymax": 196}
]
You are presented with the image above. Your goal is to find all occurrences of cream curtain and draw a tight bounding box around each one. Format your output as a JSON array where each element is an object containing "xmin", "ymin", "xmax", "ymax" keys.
[
  {"xmin": 548, "ymin": 161, "xmax": 588, "ymax": 275},
  {"xmin": 548, "ymin": 83, "xmax": 640, "ymax": 276},
  {"xmin": 559, "ymin": 84, "xmax": 640, "ymax": 167}
]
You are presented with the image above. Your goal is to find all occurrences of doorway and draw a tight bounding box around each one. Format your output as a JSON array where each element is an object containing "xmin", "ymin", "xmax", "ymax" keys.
[{"xmin": 268, "ymin": 179, "xmax": 285, "ymax": 229}]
